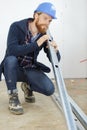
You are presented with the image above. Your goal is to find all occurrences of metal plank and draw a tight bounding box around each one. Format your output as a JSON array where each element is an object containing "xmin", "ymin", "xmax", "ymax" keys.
[
  {"xmin": 51, "ymin": 94, "xmax": 86, "ymax": 130},
  {"xmin": 47, "ymin": 30, "xmax": 77, "ymax": 130},
  {"xmin": 69, "ymin": 96, "xmax": 87, "ymax": 129}
]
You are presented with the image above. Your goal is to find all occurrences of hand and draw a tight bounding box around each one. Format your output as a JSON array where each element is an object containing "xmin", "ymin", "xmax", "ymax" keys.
[
  {"xmin": 37, "ymin": 34, "xmax": 49, "ymax": 46},
  {"xmin": 50, "ymin": 40, "xmax": 58, "ymax": 51}
]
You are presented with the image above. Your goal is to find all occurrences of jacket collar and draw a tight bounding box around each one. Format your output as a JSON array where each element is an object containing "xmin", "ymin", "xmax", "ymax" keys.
[{"xmin": 15, "ymin": 18, "xmax": 34, "ymax": 34}]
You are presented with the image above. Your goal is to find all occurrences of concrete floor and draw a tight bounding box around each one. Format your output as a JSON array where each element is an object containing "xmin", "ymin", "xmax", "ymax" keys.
[
  {"xmin": 65, "ymin": 78, "xmax": 87, "ymax": 115},
  {"xmin": 0, "ymin": 78, "xmax": 87, "ymax": 130}
]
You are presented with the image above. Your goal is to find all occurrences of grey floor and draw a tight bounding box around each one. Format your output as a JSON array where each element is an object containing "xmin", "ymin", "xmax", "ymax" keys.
[{"xmin": 0, "ymin": 78, "xmax": 87, "ymax": 130}]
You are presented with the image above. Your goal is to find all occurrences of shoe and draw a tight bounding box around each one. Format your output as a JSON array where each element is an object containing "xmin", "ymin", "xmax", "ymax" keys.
[
  {"xmin": 21, "ymin": 82, "xmax": 35, "ymax": 103},
  {"xmin": 9, "ymin": 93, "xmax": 24, "ymax": 115}
]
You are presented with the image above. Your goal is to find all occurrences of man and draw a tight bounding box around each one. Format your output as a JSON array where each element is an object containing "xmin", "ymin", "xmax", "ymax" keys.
[{"xmin": 0, "ymin": 2, "xmax": 61, "ymax": 115}]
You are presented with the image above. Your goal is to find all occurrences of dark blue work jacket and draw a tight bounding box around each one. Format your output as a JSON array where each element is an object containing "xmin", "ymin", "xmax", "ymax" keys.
[{"xmin": 0, "ymin": 18, "xmax": 61, "ymax": 80}]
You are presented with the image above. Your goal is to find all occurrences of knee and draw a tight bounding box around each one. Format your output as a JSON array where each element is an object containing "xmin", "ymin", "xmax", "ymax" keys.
[
  {"xmin": 45, "ymin": 85, "xmax": 55, "ymax": 96},
  {"xmin": 4, "ymin": 56, "xmax": 18, "ymax": 69}
]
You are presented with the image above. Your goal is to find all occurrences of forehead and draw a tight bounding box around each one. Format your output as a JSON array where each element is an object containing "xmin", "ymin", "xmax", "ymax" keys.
[{"xmin": 38, "ymin": 13, "xmax": 52, "ymax": 20}]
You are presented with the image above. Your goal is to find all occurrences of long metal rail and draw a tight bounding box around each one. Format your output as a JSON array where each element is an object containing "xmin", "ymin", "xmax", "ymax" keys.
[
  {"xmin": 52, "ymin": 93, "xmax": 87, "ymax": 130},
  {"xmin": 47, "ymin": 30, "xmax": 77, "ymax": 130},
  {"xmin": 47, "ymin": 30, "xmax": 87, "ymax": 130},
  {"xmin": 69, "ymin": 96, "xmax": 87, "ymax": 129}
]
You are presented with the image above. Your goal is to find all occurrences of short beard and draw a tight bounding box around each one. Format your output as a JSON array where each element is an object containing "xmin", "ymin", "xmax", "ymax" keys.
[{"xmin": 35, "ymin": 21, "xmax": 48, "ymax": 34}]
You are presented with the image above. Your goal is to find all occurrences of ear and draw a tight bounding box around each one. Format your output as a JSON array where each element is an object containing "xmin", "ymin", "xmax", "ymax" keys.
[{"xmin": 34, "ymin": 13, "xmax": 39, "ymax": 20}]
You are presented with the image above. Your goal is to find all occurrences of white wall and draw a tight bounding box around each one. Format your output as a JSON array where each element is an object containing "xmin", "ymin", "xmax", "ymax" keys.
[{"xmin": 0, "ymin": 0, "xmax": 87, "ymax": 79}]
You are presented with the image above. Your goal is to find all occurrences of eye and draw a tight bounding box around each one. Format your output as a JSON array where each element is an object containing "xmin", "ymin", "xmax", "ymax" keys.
[
  {"xmin": 44, "ymin": 17, "xmax": 52, "ymax": 23},
  {"xmin": 44, "ymin": 17, "xmax": 48, "ymax": 20}
]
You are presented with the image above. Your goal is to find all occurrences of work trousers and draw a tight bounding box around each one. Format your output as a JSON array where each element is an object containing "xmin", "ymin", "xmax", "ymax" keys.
[{"xmin": 4, "ymin": 56, "xmax": 55, "ymax": 96}]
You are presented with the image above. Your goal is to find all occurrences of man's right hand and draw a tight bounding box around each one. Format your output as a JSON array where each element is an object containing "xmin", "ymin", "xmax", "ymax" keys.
[{"xmin": 37, "ymin": 34, "xmax": 49, "ymax": 46}]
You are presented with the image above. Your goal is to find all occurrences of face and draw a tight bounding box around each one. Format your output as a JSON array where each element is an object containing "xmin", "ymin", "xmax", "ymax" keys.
[{"xmin": 35, "ymin": 13, "xmax": 52, "ymax": 34}]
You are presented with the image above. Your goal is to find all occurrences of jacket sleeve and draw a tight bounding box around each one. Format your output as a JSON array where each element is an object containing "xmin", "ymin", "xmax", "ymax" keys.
[
  {"xmin": 43, "ymin": 42, "xmax": 61, "ymax": 62},
  {"xmin": 7, "ymin": 23, "xmax": 39, "ymax": 56}
]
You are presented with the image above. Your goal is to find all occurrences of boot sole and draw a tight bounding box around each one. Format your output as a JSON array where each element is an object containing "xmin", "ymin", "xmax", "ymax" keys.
[
  {"xmin": 8, "ymin": 107, "xmax": 24, "ymax": 115},
  {"xmin": 25, "ymin": 97, "xmax": 35, "ymax": 103}
]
